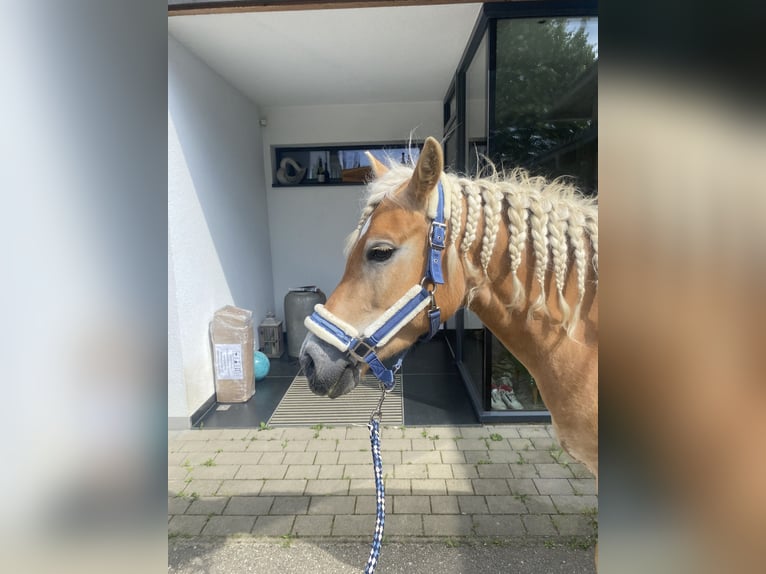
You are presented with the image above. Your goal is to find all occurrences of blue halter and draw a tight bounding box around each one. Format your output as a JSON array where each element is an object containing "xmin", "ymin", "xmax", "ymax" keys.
[{"xmin": 304, "ymin": 181, "xmax": 446, "ymax": 390}]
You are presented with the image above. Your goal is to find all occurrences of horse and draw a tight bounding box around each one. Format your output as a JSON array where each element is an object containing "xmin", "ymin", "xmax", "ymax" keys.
[{"xmin": 299, "ymin": 136, "xmax": 598, "ymax": 477}]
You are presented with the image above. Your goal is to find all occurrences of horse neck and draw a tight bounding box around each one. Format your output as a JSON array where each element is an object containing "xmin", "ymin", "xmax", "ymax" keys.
[{"xmin": 444, "ymin": 173, "xmax": 598, "ymax": 375}]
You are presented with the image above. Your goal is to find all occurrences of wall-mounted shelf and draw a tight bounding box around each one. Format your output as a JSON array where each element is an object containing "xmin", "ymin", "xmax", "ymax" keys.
[{"xmin": 271, "ymin": 141, "xmax": 422, "ymax": 187}]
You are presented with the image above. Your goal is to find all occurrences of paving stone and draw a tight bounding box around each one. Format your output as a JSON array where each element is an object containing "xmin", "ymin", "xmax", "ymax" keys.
[
  {"xmin": 283, "ymin": 440, "xmax": 309, "ymax": 452},
  {"xmin": 423, "ymin": 514, "xmax": 473, "ymax": 536},
  {"xmin": 456, "ymin": 438, "xmax": 489, "ymax": 450},
  {"xmin": 445, "ymin": 479, "xmax": 474, "ymax": 496},
  {"xmin": 168, "ymin": 453, "xmax": 188, "ymax": 466},
  {"xmin": 305, "ymin": 439, "xmax": 337, "ymax": 452},
  {"xmin": 217, "ymin": 480, "xmax": 264, "ymax": 496},
  {"xmin": 318, "ymin": 465, "xmax": 345, "ymax": 479},
  {"xmin": 410, "ymin": 479, "xmax": 447, "ymax": 495},
  {"xmin": 185, "ymin": 480, "xmax": 223, "ymax": 497},
  {"xmin": 393, "ymin": 495, "xmax": 430, "ymax": 514},
  {"xmin": 424, "ymin": 426, "xmax": 462, "ymax": 439},
  {"xmin": 336, "ymin": 439, "xmax": 370, "ymax": 452},
  {"xmin": 345, "ymin": 426, "xmax": 371, "ymax": 439},
  {"xmin": 519, "ymin": 425, "xmax": 551, "ymax": 438},
  {"xmin": 202, "ymin": 516, "xmax": 255, "ymax": 536},
  {"xmin": 410, "ymin": 439, "xmax": 435, "ymax": 451},
  {"xmin": 178, "ymin": 452, "xmax": 222, "ymax": 466},
  {"xmin": 175, "ymin": 429, "xmax": 223, "ymax": 441},
  {"xmin": 270, "ymin": 496, "xmax": 310, "ymax": 515},
  {"xmin": 168, "ymin": 466, "xmax": 190, "ymax": 480},
  {"xmin": 530, "ymin": 438, "xmax": 558, "ymax": 450},
  {"xmin": 304, "ymin": 479, "xmax": 349, "ymax": 496},
  {"xmin": 450, "ymin": 464, "xmax": 479, "ymax": 479},
  {"xmin": 393, "ymin": 464, "xmax": 427, "ymax": 479},
  {"xmin": 472, "ymin": 479, "xmax": 511, "ymax": 495},
  {"xmin": 188, "ymin": 465, "xmax": 240, "ymax": 480},
  {"xmin": 217, "ymin": 429, "xmax": 251, "ymax": 440},
  {"xmin": 285, "ymin": 465, "xmax": 320, "ymax": 479},
  {"xmin": 283, "ymin": 452, "xmax": 316, "ymax": 465},
  {"xmin": 441, "ymin": 450, "xmax": 465, "ymax": 464},
  {"xmin": 485, "ymin": 426, "xmax": 520, "ymax": 439},
  {"xmin": 533, "ymin": 478, "xmax": 574, "ymax": 495},
  {"xmin": 506, "ymin": 478, "xmax": 539, "ymax": 495},
  {"xmin": 379, "ymin": 438, "xmax": 412, "ymax": 451},
  {"xmin": 355, "ymin": 495, "xmax": 377, "ymax": 514},
  {"xmin": 477, "ymin": 464, "xmax": 513, "ymax": 479},
  {"xmin": 535, "ymin": 463, "xmax": 574, "ymax": 478},
  {"xmin": 202, "ymin": 440, "xmax": 248, "ymax": 452},
  {"xmin": 168, "ymin": 480, "xmax": 188, "ymax": 497},
  {"xmin": 168, "ymin": 515, "xmax": 208, "ymax": 536},
  {"xmin": 308, "ymin": 496, "xmax": 355, "ymax": 515},
  {"xmin": 569, "ymin": 463, "xmax": 594, "ymax": 479},
  {"xmin": 517, "ymin": 450, "xmax": 556, "ymax": 466},
  {"xmin": 312, "ymin": 427, "xmax": 347, "ymax": 440},
  {"xmin": 427, "ymin": 464, "xmax": 453, "ymax": 479},
  {"xmin": 248, "ymin": 429, "xmax": 285, "ymax": 441},
  {"xmin": 379, "ymin": 451, "xmax": 401, "ymax": 465},
  {"xmin": 214, "ymin": 452, "xmax": 262, "ymax": 465},
  {"xmin": 522, "ymin": 514, "xmax": 558, "ymax": 535},
  {"xmin": 510, "ymin": 464, "xmax": 540, "ymax": 479},
  {"xmin": 508, "ymin": 439, "xmax": 534, "ymax": 450},
  {"xmin": 551, "ymin": 495, "xmax": 598, "ymax": 514},
  {"xmin": 331, "ymin": 514, "xmax": 374, "ymax": 536},
  {"xmin": 402, "ymin": 450, "xmax": 441, "ymax": 464},
  {"xmin": 486, "ymin": 450, "xmax": 517, "ymax": 464},
  {"xmin": 348, "ymin": 478, "xmax": 375, "ymax": 495},
  {"xmin": 186, "ymin": 496, "xmax": 229, "ymax": 515},
  {"xmin": 463, "ymin": 451, "xmax": 491, "ymax": 464},
  {"xmin": 487, "ymin": 440, "xmax": 512, "ymax": 451},
  {"xmin": 168, "ymin": 497, "xmax": 190, "ymax": 515},
  {"xmin": 472, "ymin": 515, "xmax": 524, "ymax": 536},
  {"xmin": 246, "ymin": 440, "xmax": 284, "ymax": 452},
  {"xmin": 553, "ymin": 514, "xmax": 597, "ymax": 536},
  {"xmin": 433, "ymin": 439, "xmax": 459, "ymax": 451},
  {"xmin": 459, "ymin": 427, "xmax": 489, "ymax": 438},
  {"xmin": 314, "ymin": 452, "xmax": 340, "ymax": 465},
  {"xmin": 485, "ymin": 495, "xmax": 527, "ymax": 514},
  {"xmin": 256, "ymin": 452, "xmax": 285, "ymax": 465},
  {"xmin": 224, "ymin": 496, "xmax": 273, "ymax": 515},
  {"xmin": 343, "ymin": 464, "xmax": 373, "ymax": 479},
  {"xmin": 385, "ymin": 514, "xmax": 423, "ymax": 535},
  {"xmin": 260, "ymin": 479, "xmax": 307, "ymax": 496},
  {"xmin": 236, "ymin": 465, "xmax": 287, "ymax": 480},
  {"xmin": 252, "ymin": 515, "xmax": 294, "ymax": 536},
  {"xmin": 569, "ymin": 478, "xmax": 597, "ymax": 495},
  {"xmin": 293, "ymin": 514, "xmax": 333, "ymax": 536},
  {"xmin": 523, "ymin": 495, "xmax": 558, "ymax": 514},
  {"xmin": 383, "ymin": 478, "xmax": 410, "ymax": 495},
  {"xmin": 457, "ymin": 495, "xmax": 489, "ymax": 514},
  {"xmin": 338, "ymin": 451, "xmax": 370, "ymax": 465},
  {"xmin": 402, "ymin": 427, "xmax": 427, "ymax": 438},
  {"xmin": 430, "ymin": 495, "xmax": 459, "ymax": 514},
  {"xmin": 280, "ymin": 428, "xmax": 316, "ymax": 440}
]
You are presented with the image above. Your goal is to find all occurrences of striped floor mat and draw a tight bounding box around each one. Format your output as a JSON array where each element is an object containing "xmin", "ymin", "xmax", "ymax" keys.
[{"xmin": 268, "ymin": 374, "xmax": 403, "ymax": 426}]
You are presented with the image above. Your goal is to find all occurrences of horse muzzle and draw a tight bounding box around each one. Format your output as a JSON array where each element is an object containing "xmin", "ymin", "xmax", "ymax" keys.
[{"xmin": 299, "ymin": 333, "xmax": 360, "ymax": 398}]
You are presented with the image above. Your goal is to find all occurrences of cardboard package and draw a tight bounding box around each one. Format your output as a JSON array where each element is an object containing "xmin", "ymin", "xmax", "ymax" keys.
[{"xmin": 210, "ymin": 305, "xmax": 254, "ymax": 403}]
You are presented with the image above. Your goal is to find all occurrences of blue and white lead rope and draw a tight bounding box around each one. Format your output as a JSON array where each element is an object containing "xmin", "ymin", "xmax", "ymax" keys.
[{"xmin": 364, "ymin": 416, "xmax": 385, "ymax": 574}]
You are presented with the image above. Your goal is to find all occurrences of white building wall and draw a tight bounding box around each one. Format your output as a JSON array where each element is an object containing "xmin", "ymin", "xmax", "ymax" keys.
[
  {"xmin": 260, "ymin": 101, "xmax": 443, "ymax": 322},
  {"xmin": 168, "ymin": 35, "xmax": 274, "ymax": 427}
]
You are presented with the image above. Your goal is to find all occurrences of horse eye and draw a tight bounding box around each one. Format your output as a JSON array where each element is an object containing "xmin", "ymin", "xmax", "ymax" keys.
[{"xmin": 367, "ymin": 246, "xmax": 394, "ymax": 262}]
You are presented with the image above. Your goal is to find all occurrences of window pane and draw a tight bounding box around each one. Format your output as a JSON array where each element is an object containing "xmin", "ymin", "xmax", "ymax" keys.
[{"xmin": 493, "ymin": 17, "xmax": 598, "ymax": 193}]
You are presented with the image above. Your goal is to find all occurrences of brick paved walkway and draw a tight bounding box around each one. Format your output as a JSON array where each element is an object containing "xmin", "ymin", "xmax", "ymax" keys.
[{"xmin": 168, "ymin": 425, "xmax": 597, "ymax": 541}]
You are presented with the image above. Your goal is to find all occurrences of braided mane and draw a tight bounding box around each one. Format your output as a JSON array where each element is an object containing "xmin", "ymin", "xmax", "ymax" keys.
[{"xmin": 345, "ymin": 163, "xmax": 598, "ymax": 338}]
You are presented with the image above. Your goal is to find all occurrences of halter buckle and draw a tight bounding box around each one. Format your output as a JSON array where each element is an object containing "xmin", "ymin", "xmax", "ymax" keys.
[
  {"xmin": 429, "ymin": 221, "xmax": 446, "ymax": 250},
  {"xmin": 350, "ymin": 339, "xmax": 375, "ymax": 363}
]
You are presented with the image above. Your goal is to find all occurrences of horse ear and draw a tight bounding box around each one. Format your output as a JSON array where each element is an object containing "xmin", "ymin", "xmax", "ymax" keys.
[
  {"xmin": 365, "ymin": 152, "xmax": 388, "ymax": 178},
  {"xmin": 409, "ymin": 137, "xmax": 444, "ymax": 208}
]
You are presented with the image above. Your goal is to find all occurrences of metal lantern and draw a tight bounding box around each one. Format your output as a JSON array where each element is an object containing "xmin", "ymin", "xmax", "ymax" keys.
[{"xmin": 258, "ymin": 312, "xmax": 283, "ymax": 358}]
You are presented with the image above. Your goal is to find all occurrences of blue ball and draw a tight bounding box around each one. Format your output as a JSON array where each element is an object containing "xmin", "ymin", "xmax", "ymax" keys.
[{"xmin": 254, "ymin": 351, "xmax": 270, "ymax": 381}]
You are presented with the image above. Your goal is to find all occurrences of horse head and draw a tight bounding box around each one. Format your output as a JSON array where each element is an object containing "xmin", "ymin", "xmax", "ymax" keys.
[{"xmin": 299, "ymin": 137, "xmax": 465, "ymax": 398}]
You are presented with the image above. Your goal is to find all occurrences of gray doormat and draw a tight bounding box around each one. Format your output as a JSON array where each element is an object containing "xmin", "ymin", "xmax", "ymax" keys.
[{"xmin": 268, "ymin": 373, "xmax": 404, "ymax": 426}]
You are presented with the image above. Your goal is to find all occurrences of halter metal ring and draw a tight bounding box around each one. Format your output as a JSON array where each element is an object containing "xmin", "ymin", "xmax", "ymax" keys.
[{"xmin": 420, "ymin": 276, "xmax": 437, "ymax": 294}]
